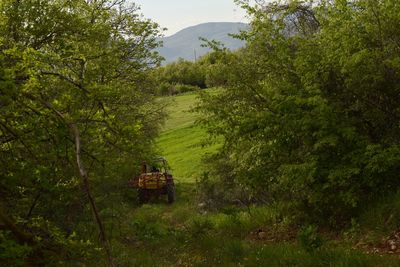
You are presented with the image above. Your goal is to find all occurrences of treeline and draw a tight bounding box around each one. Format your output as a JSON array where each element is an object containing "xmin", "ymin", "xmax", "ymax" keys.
[
  {"xmin": 197, "ymin": 0, "xmax": 400, "ymax": 227},
  {"xmin": 152, "ymin": 44, "xmax": 235, "ymax": 95},
  {"xmin": 0, "ymin": 0, "xmax": 165, "ymax": 265}
]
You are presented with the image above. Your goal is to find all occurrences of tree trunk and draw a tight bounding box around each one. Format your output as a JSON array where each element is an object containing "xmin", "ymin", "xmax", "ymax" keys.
[{"xmin": 70, "ymin": 123, "xmax": 115, "ymax": 267}]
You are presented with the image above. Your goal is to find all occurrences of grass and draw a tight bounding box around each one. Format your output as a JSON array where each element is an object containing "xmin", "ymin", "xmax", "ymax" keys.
[
  {"xmin": 161, "ymin": 93, "xmax": 201, "ymax": 132},
  {"xmin": 157, "ymin": 91, "xmax": 219, "ymax": 182},
  {"xmin": 116, "ymin": 183, "xmax": 400, "ymax": 266},
  {"xmin": 115, "ymin": 91, "xmax": 400, "ymax": 266}
]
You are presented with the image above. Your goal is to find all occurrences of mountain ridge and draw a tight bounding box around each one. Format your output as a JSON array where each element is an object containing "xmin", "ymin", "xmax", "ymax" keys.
[{"xmin": 157, "ymin": 22, "xmax": 248, "ymax": 64}]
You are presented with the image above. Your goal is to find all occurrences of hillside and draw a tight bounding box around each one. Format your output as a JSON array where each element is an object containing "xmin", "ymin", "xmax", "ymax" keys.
[
  {"xmin": 157, "ymin": 91, "xmax": 220, "ymax": 182},
  {"xmin": 157, "ymin": 22, "xmax": 248, "ymax": 64},
  {"xmin": 122, "ymin": 91, "xmax": 400, "ymax": 266}
]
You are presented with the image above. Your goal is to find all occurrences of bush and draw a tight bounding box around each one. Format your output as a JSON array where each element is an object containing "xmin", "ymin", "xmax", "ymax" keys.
[
  {"xmin": 0, "ymin": 231, "xmax": 32, "ymax": 267},
  {"xmin": 297, "ymin": 225, "xmax": 323, "ymax": 253},
  {"xmin": 157, "ymin": 82, "xmax": 176, "ymax": 95},
  {"xmin": 187, "ymin": 216, "xmax": 214, "ymax": 237},
  {"xmin": 174, "ymin": 84, "xmax": 200, "ymax": 94}
]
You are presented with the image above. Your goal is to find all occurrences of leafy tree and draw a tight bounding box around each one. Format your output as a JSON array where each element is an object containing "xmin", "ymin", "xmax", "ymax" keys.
[
  {"xmin": 197, "ymin": 49, "xmax": 239, "ymax": 88},
  {"xmin": 198, "ymin": 0, "xmax": 400, "ymax": 225},
  {"xmin": 153, "ymin": 59, "xmax": 206, "ymax": 95},
  {"xmin": 0, "ymin": 0, "xmax": 164, "ymax": 265}
]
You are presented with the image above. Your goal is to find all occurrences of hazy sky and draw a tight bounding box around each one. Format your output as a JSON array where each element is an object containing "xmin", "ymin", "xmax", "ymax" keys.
[{"xmin": 133, "ymin": 0, "xmax": 249, "ymax": 36}]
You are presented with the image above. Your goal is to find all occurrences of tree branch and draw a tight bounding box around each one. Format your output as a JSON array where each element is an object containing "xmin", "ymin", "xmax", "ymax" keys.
[
  {"xmin": 0, "ymin": 206, "xmax": 35, "ymax": 245},
  {"xmin": 23, "ymin": 92, "xmax": 115, "ymax": 267},
  {"xmin": 40, "ymin": 71, "xmax": 89, "ymax": 94}
]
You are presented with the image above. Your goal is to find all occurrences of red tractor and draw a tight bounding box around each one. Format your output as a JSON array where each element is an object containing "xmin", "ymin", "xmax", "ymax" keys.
[{"xmin": 130, "ymin": 157, "xmax": 175, "ymax": 204}]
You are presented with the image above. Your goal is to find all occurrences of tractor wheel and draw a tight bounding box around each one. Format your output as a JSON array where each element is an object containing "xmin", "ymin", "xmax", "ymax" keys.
[
  {"xmin": 138, "ymin": 188, "xmax": 148, "ymax": 204},
  {"xmin": 166, "ymin": 184, "xmax": 175, "ymax": 204}
]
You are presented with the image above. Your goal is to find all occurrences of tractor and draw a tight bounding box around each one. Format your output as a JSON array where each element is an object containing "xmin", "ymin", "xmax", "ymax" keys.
[{"xmin": 130, "ymin": 157, "xmax": 175, "ymax": 204}]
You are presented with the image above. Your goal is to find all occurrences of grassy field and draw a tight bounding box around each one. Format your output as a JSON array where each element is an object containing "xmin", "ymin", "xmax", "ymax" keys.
[
  {"xmin": 157, "ymin": 91, "xmax": 219, "ymax": 183},
  {"xmin": 117, "ymin": 91, "xmax": 400, "ymax": 266}
]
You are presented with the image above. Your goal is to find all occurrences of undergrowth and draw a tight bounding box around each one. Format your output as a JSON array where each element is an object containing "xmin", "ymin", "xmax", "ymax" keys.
[
  {"xmin": 108, "ymin": 91, "xmax": 400, "ymax": 266},
  {"xmin": 107, "ymin": 183, "xmax": 400, "ymax": 266}
]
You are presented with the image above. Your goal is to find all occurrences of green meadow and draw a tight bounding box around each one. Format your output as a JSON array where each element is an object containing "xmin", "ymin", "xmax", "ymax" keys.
[
  {"xmin": 115, "ymin": 91, "xmax": 400, "ymax": 266},
  {"xmin": 157, "ymin": 91, "xmax": 220, "ymax": 182}
]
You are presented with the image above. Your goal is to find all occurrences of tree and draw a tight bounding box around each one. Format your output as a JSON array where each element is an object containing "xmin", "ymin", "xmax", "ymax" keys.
[
  {"xmin": 153, "ymin": 59, "xmax": 206, "ymax": 95},
  {"xmin": 0, "ymin": 0, "xmax": 164, "ymax": 265},
  {"xmin": 198, "ymin": 0, "xmax": 400, "ymax": 225}
]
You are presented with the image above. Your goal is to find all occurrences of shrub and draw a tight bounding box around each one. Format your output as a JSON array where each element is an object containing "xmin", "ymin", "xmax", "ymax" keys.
[
  {"xmin": 187, "ymin": 216, "xmax": 214, "ymax": 237},
  {"xmin": 297, "ymin": 225, "xmax": 323, "ymax": 253},
  {"xmin": 0, "ymin": 231, "xmax": 32, "ymax": 267},
  {"xmin": 174, "ymin": 84, "xmax": 200, "ymax": 94}
]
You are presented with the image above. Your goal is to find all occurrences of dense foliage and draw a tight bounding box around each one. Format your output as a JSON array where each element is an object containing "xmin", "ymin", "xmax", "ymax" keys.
[
  {"xmin": 0, "ymin": 0, "xmax": 164, "ymax": 265},
  {"xmin": 197, "ymin": 0, "xmax": 400, "ymax": 226},
  {"xmin": 153, "ymin": 44, "xmax": 236, "ymax": 95},
  {"xmin": 3, "ymin": 0, "xmax": 400, "ymax": 265},
  {"xmin": 153, "ymin": 59, "xmax": 205, "ymax": 95}
]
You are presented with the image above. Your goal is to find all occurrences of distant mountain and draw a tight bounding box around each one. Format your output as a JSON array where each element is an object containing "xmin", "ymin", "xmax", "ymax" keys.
[{"xmin": 157, "ymin": 22, "xmax": 248, "ymax": 64}]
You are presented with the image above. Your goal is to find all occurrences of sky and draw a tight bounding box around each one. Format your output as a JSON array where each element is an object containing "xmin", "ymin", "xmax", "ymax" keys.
[{"xmin": 133, "ymin": 0, "xmax": 249, "ymax": 36}]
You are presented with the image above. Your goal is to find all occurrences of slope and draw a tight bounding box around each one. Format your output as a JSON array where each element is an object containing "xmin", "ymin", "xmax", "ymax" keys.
[
  {"xmin": 157, "ymin": 22, "xmax": 248, "ymax": 64},
  {"xmin": 120, "ymin": 91, "xmax": 400, "ymax": 266},
  {"xmin": 156, "ymin": 91, "xmax": 219, "ymax": 183}
]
